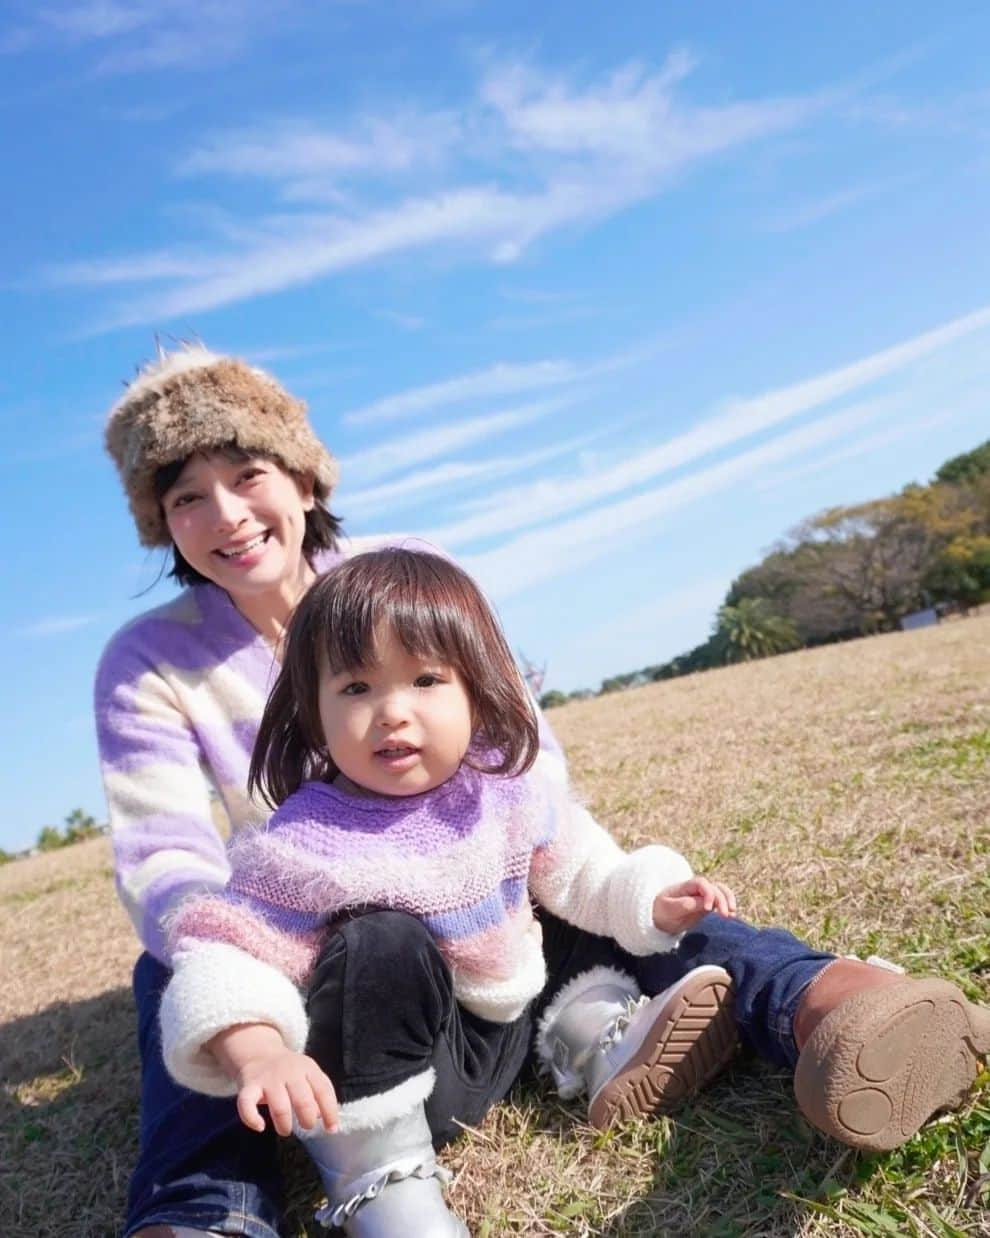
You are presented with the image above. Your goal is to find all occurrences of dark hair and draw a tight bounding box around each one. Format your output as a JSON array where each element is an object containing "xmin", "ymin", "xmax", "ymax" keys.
[
  {"xmin": 153, "ymin": 445, "xmax": 342, "ymax": 587},
  {"xmin": 248, "ymin": 548, "xmax": 540, "ymax": 808}
]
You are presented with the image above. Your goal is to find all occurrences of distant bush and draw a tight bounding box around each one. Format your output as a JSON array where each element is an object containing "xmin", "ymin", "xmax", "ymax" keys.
[{"xmin": 36, "ymin": 808, "xmax": 104, "ymax": 852}]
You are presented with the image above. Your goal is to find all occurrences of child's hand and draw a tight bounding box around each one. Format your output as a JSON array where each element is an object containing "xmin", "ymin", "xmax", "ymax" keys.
[
  {"xmin": 235, "ymin": 1046, "xmax": 339, "ymax": 1136},
  {"xmin": 652, "ymin": 877, "xmax": 737, "ymax": 934}
]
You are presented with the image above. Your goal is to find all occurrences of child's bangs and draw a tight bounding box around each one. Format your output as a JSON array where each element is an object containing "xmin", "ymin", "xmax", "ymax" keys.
[{"xmin": 317, "ymin": 567, "xmax": 456, "ymax": 673}]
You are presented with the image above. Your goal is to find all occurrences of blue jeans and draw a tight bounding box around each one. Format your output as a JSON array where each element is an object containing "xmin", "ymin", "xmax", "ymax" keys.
[{"xmin": 124, "ymin": 912, "xmax": 833, "ymax": 1236}]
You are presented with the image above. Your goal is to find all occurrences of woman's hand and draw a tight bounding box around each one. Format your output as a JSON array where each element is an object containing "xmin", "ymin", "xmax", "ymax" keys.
[
  {"xmin": 652, "ymin": 877, "xmax": 737, "ymax": 935},
  {"xmin": 206, "ymin": 1022, "xmax": 338, "ymax": 1136}
]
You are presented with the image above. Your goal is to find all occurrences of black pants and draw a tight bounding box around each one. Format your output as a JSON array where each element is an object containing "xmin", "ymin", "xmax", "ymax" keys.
[{"xmin": 304, "ymin": 908, "xmax": 652, "ymax": 1146}]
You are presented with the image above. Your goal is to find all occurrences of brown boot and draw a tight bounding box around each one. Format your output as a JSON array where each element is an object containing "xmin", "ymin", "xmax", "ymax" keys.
[{"xmin": 793, "ymin": 959, "xmax": 990, "ymax": 1152}]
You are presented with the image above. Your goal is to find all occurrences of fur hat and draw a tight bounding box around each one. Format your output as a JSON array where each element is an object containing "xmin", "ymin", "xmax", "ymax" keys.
[{"xmin": 106, "ymin": 343, "xmax": 339, "ymax": 547}]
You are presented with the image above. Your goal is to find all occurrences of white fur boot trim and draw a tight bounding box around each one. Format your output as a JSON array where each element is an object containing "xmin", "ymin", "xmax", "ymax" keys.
[
  {"xmin": 320, "ymin": 1068, "xmax": 437, "ymax": 1135},
  {"xmin": 535, "ymin": 966, "xmax": 640, "ymax": 1097}
]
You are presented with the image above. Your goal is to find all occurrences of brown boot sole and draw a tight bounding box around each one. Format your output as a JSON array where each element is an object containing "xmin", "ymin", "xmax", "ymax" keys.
[
  {"xmin": 588, "ymin": 968, "xmax": 737, "ymax": 1130},
  {"xmin": 793, "ymin": 978, "xmax": 990, "ymax": 1152}
]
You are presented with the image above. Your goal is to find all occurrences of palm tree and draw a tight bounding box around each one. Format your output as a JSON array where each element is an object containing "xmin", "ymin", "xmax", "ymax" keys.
[{"xmin": 712, "ymin": 598, "xmax": 801, "ymax": 664}]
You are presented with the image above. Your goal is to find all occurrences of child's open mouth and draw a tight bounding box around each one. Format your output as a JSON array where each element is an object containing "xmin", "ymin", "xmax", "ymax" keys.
[{"xmin": 374, "ymin": 745, "xmax": 420, "ymax": 768}]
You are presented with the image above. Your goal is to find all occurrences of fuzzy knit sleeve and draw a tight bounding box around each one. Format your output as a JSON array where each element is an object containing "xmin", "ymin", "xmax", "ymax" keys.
[
  {"xmin": 159, "ymin": 830, "xmax": 324, "ymax": 1096},
  {"xmin": 95, "ymin": 623, "xmax": 231, "ymax": 963},
  {"xmin": 526, "ymin": 754, "xmax": 693, "ymax": 955}
]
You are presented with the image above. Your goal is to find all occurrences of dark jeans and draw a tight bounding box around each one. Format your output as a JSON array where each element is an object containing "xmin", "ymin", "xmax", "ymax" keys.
[{"xmin": 123, "ymin": 911, "xmax": 833, "ymax": 1236}]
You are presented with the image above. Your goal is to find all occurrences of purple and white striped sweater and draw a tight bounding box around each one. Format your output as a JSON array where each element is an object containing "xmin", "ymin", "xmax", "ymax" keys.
[
  {"xmin": 94, "ymin": 538, "xmax": 524, "ymax": 963},
  {"xmin": 160, "ymin": 755, "xmax": 693, "ymax": 1094}
]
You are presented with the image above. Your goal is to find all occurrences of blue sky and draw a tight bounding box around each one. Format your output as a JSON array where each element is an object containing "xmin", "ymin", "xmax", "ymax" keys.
[{"xmin": 2, "ymin": 1, "xmax": 990, "ymax": 851}]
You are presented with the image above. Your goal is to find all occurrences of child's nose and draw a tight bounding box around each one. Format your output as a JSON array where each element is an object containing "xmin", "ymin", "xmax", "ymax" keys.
[{"xmin": 375, "ymin": 692, "xmax": 409, "ymax": 727}]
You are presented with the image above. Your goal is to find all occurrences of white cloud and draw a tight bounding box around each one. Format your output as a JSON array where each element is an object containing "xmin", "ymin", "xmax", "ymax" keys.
[
  {"xmin": 178, "ymin": 112, "xmax": 462, "ymax": 188},
  {"xmin": 337, "ymin": 396, "xmax": 572, "ymax": 484},
  {"xmin": 13, "ymin": 0, "xmax": 281, "ymax": 72},
  {"xmin": 341, "ymin": 431, "xmax": 601, "ymax": 518},
  {"xmin": 762, "ymin": 182, "xmax": 890, "ymax": 232},
  {"xmin": 343, "ymin": 359, "xmax": 581, "ymax": 424},
  {"xmin": 43, "ymin": 52, "xmax": 831, "ymax": 326},
  {"xmin": 20, "ymin": 614, "xmax": 99, "ymax": 636},
  {"xmin": 425, "ymin": 303, "xmax": 990, "ymax": 549},
  {"xmin": 460, "ymin": 398, "xmax": 908, "ymax": 599}
]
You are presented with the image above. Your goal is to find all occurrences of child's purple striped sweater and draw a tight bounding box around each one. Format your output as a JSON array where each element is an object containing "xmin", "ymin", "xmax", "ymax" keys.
[{"xmin": 160, "ymin": 755, "xmax": 693, "ymax": 1096}]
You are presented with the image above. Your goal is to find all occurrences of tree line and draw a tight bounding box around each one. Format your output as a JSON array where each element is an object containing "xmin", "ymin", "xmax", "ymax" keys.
[
  {"xmin": 0, "ymin": 808, "xmax": 106, "ymax": 864},
  {"xmin": 540, "ymin": 439, "xmax": 990, "ymax": 708}
]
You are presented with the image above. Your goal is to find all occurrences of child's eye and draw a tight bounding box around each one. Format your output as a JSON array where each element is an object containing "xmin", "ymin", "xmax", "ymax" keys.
[
  {"xmin": 170, "ymin": 492, "xmax": 198, "ymax": 509},
  {"xmin": 414, "ymin": 673, "xmax": 442, "ymax": 688},
  {"xmin": 239, "ymin": 466, "xmax": 266, "ymax": 483},
  {"xmin": 341, "ymin": 681, "xmax": 368, "ymax": 696}
]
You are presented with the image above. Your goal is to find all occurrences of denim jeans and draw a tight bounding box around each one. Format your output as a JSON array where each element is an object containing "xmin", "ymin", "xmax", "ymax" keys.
[{"xmin": 123, "ymin": 911, "xmax": 833, "ymax": 1236}]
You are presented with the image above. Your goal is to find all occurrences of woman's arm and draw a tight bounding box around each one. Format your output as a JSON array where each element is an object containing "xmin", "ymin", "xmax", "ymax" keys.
[{"xmin": 95, "ymin": 627, "xmax": 231, "ymax": 961}]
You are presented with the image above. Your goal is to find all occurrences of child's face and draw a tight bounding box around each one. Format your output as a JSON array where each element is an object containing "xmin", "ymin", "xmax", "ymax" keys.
[{"xmin": 317, "ymin": 625, "xmax": 474, "ymax": 797}]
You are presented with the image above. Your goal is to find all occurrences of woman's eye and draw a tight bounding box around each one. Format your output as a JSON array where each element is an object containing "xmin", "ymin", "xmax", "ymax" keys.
[
  {"xmin": 341, "ymin": 682, "xmax": 368, "ymax": 696},
  {"xmin": 415, "ymin": 674, "xmax": 441, "ymax": 688},
  {"xmin": 240, "ymin": 467, "xmax": 265, "ymax": 483},
  {"xmin": 171, "ymin": 493, "xmax": 197, "ymax": 509}
]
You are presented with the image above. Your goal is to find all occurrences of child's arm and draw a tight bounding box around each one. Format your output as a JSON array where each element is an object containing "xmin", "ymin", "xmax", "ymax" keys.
[
  {"xmin": 206, "ymin": 1022, "xmax": 338, "ymax": 1136},
  {"xmin": 527, "ymin": 754, "xmax": 730, "ymax": 954}
]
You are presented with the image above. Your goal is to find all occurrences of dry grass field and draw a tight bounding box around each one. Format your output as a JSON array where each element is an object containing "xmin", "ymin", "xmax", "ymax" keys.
[{"xmin": 3, "ymin": 614, "xmax": 989, "ymax": 1237}]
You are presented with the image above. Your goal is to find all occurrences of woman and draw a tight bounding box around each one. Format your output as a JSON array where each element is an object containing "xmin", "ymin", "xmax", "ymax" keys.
[{"xmin": 97, "ymin": 344, "xmax": 990, "ymax": 1238}]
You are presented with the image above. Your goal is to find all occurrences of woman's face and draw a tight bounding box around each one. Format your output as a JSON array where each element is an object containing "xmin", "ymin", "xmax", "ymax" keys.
[{"xmin": 162, "ymin": 452, "xmax": 315, "ymax": 599}]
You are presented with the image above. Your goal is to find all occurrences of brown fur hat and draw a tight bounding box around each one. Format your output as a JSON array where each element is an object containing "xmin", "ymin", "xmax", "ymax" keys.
[{"xmin": 106, "ymin": 344, "xmax": 339, "ymax": 547}]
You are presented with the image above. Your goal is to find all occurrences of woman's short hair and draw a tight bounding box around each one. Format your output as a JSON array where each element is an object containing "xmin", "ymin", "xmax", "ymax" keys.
[
  {"xmin": 153, "ymin": 445, "xmax": 342, "ymax": 587},
  {"xmin": 249, "ymin": 547, "xmax": 540, "ymax": 807}
]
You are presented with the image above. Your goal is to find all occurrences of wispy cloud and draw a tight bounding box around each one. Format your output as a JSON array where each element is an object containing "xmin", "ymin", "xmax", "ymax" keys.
[
  {"xmin": 761, "ymin": 181, "xmax": 892, "ymax": 232},
  {"xmin": 343, "ymin": 359, "xmax": 582, "ymax": 424},
  {"xmin": 341, "ymin": 431, "xmax": 602, "ymax": 518},
  {"xmin": 337, "ymin": 396, "xmax": 573, "ymax": 484},
  {"xmin": 462, "ymin": 398, "xmax": 894, "ymax": 599},
  {"xmin": 424, "ymin": 303, "xmax": 990, "ymax": 549},
  {"xmin": 7, "ymin": 0, "xmax": 283, "ymax": 73},
  {"xmin": 376, "ymin": 309, "xmax": 428, "ymax": 332},
  {"xmin": 19, "ymin": 613, "xmax": 100, "ymax": 636},
  {"xmin": 178, "ymin": 112, "xmax": 462, "ymax": 195},
  {"xmin": 41, "ymin": 51, "xmax": 833, "ymax": 327}
]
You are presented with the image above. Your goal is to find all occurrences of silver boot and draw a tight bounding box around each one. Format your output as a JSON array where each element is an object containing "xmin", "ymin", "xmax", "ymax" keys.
[
  {"xmin": 536, "ymin": 964, "xmax": 737, "ymax": 1129},
  {"xmin": 301, "ymin": 1099, "xmax": 468, "ymax": 1237}
]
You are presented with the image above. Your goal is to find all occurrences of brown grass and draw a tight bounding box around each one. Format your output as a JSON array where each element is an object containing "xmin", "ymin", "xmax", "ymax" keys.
[{"xmin": 3, "ymin": 615, "xmax": 988, "ymax": 1237}]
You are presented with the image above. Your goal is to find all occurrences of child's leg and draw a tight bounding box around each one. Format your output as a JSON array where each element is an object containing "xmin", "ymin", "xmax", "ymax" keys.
[
  {"xmin": 300, "ymin": 910, "xmax": 531, "ymax": 1234},
  {"xmin": 305, "ymin": 909, "xmax": 531, "ymax": 1145}
]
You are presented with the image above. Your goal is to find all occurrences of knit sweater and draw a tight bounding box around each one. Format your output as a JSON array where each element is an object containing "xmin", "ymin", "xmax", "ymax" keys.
[
  {"xmin": 94, "ymin": 536, "xmax": 556, "ymax": 962},
  {"xmin": 160, "ymin": 753, "xmax": 693, "ymax": 1096}
]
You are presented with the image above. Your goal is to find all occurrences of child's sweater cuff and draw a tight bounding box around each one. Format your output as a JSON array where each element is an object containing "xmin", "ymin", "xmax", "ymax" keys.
[
  {"xmin": 160, "ymin": 940, "xmax": 309, "ymax": 1096},
  {"xmin": 608, "ymin": 844, "xmax": 694, "ymax": 955}
]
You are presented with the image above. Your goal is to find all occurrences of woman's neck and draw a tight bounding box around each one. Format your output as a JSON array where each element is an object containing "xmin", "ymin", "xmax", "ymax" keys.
[{"xmin": 229, "ymin": 559, "xmax": 316, "ymax": 652}]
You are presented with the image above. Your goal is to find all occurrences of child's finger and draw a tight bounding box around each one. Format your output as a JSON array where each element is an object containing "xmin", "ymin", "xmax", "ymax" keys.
[
  {"xmin": 237, "ymin": 1083, "xmax": 266, "ymax": 1132},
  {"xmin": 264, "ymin": 1083, "xmax": 295, "ymax": 1137},
  {"xmin": 310, "ymin": 1069, "xmax": 339, "ymax": 1132},
  {"xmin": 286, "ymin": 1078, "xmax": 320, "ymax": 1132}
]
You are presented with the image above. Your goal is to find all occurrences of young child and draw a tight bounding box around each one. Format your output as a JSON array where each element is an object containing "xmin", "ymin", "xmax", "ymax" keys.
[{"xmin": 160, "ymin": 547, "xmax": 738, "ymax": 1236}]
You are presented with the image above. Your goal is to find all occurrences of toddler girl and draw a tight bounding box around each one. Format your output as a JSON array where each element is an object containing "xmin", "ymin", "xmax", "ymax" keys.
[{"xmin": 160, "ymin": 547, "xmax": 738, "ymax": 1236}]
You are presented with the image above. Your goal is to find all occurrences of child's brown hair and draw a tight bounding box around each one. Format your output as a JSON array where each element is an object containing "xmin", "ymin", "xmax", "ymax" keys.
[{"xmin": 249, "ymin": 547, "xmax": 540, "ymax": 807}]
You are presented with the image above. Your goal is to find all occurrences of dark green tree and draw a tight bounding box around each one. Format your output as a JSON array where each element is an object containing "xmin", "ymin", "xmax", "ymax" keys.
[
  {"xmin": 711, "ymin": 598, "xmax": 800, "ymax": 663},
  {"xmin": 935, "ymin": 440, "xmax": 990, "ymax": 485}
]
